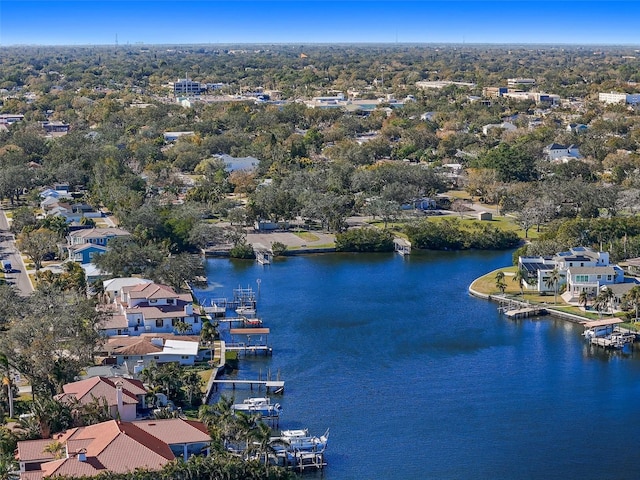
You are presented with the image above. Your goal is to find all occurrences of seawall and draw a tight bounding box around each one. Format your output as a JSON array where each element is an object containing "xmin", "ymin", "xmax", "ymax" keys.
[{"xmin": 468, "ymin": 283, "xmax": 587, "ymax": 325}]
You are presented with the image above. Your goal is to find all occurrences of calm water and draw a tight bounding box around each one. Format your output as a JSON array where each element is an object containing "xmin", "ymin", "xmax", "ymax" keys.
[{"xmin": 193, "ymin": 250, "xmax": 640, "ymax": 480}]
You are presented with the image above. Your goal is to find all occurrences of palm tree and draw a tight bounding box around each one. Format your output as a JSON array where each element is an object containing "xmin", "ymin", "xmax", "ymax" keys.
[
  {"xmin": 545, "ymin": 268, "xmax": 562, "ymax": 304},
  {"xmin": 494, "ymin": 271, "xmax": 506, "ymax": 295},
  {"xmin": 182, "ymin": 370, "xmax": 203, "ymax": 406},
  {"xmin": 601, "ymin": 287, "xmax": 615, "ymax": 314},
  {"xmin": 173, "ymin": 320, "xmax": 191, "ymax": 335},
  {"xmin": 199, "ymin": 396, "xmax": 235, "ymax": 451},
  {"xmin": 251, "ymin": 422, "xmax": 276, "ymax": 475},
  {"xmin": 623, "ymin": 285, "xmax": 640, "ymax": 322},
  {"xmin": 512, "ymin": 267, "xmax": 527, "ymax": 299},
  {"xmin": 0, "ymin": 453, "xmax": 18, "ymax": 480},
  {"xmin": 42, "ymin": 440, "xmax": 66, "ymax": 459},
  {"xmin": 233, "ymin": 411, "xmax": 260, "ymax": 455},
  {"xmin": 578, "ymin": 290, "xmax": 590, "ymax": 311}
]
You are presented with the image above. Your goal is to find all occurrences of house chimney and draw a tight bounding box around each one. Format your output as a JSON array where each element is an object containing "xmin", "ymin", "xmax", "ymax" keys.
[
  {"xmin": 115, "ymin": 381, "xmax": 124, "ymax": 420},
  {"xmin": 77, "ymin": 448, "xmax": 87, "ymax": 462}
]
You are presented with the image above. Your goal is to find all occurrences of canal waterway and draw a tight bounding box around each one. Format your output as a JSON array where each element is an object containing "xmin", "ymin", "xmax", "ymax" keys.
[{"xmin": 193, "ymin": 250, "xmax": 640, "ymax": 480}]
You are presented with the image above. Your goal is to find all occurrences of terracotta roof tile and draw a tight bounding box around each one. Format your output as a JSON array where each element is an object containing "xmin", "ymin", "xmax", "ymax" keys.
[
  {"xmin": 57, "ymin": 377, "xmax": 146, "ymax": 408},
  {"xmin": 19, "ymin": 419, "xmax": 210, "ymax": 479},
  {"xmin": 127, "ymin": 283, "xmax": 179, "ymax": 300},
  {"xmin": 133, "ymin": 418, "xmax": 211, "ymax": 444},
  {"xmin": 17, "ymin": 438, "xmax": 57, "ymax": 463}
]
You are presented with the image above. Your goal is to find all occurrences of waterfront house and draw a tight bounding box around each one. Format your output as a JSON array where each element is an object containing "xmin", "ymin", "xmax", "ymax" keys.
[
  {"xmin": 16, "ymin": 418, "xmax": 211, "ymax": 479},
  {"xmin": 99, "ymin": 282, "xmax": 201, "ymax": 337},
  {"xmin": 562, "ymin": 265, "xmax": 625, "ymax": 302},
  {"xmin": 54, "ymin": 377, "xmax": 148, "ymax": 422},
  {"xmin": 518, "ymin": 247, "xmax": 624, "ymax": 295},
  {"xmin": 101, "ymin": 335, "xmax": 201, "ymax": 371},
  {"xmin": 102, "ymin": 277, "xmax": 153, "ymax": 302}
]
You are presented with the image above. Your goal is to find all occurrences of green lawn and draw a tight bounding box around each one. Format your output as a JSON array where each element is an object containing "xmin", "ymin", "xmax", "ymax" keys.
[
  {"xmin": 294, "ymin": 231, "xmax": 320, "ymax": 242},
  {"xmin": 198, "ymin": 369, "xmax": 214, "ymax": 392},
  {"xmin": 288, "ymin": 242, "xmax": 335, "ymax": 250},
  {"xmin": 429, "ymin": 215, "xmax": 542, "ymax": 240}
]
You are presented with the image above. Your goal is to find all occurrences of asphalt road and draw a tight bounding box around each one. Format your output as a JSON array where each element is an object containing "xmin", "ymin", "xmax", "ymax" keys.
[{"xmin": 0, "ymin": 210, "xmax": 34, "ymax": 296}]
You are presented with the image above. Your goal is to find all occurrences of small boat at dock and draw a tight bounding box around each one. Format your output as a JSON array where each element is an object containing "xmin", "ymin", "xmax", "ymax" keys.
[
  {"xmin": 270, "ymin": 428, "xmax": 329, "ymax": 471},
  {"xmin": 236, "ymin": 306, "xmax": 257, "ymax": 316},
  {"xmin": 242, "ymin": 317, "xmax": 263, "ymax": 327},
  {"xmin": 231, "ymin": 397, "xmax": 282, "ymax": 418}
]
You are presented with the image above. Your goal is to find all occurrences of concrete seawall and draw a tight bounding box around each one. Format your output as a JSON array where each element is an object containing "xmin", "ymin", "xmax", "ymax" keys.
[{"xmin": 469, "ymin": 283, "xmax": 589, "ymax": 325}]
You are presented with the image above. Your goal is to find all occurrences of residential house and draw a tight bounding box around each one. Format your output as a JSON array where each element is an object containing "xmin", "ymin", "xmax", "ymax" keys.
[
  {"xmin": 567, "ymin": 123, "xmax": 588, "ymax": 133},
  {"xmin": 163, "ymin": 131, "xmax": 195, "ymax": 142},
  {"xmin": 40, "ymin": 121, "xmax": 70, "ymax": 137},
  {"xmin": 68, "ymin": 243, "xmax": 107, "ymax": 264},
  {"xmin": 213, "ymin": 153, "xmax": 260, "ymax": 172},
  {"xmin": 17, "ymin": 418, "xmax": 211, "ymax": 479},
  {"xmin": 99, "ymin": 283, "xmax": 201, "ymax": 337},
  {"xmin": 518, "ymin": 247, "xmax": 625, "ymax": 296},
  {"xmin": 66, "ymin": 228, "xmax": 130, "ymax": 264},
  {"xmin": 0, "ymin": 113, "xmax": 24, "ymax": 125},
  {"xmin": 101, "ymin": 335, "xmax": 201, "ymax": 372},
  {"xmin": 482, "ymin": 122, "xmax": 517, "ymax": 135},
  {"xmin": 103, "ymin": 277, "xmax": 153, "ymax": 302},
  {"xmin": 54, "ymin": 377, "xmax": 148, "ymax": 422},
  {"xmin": 543, "ymin": 143, "xmax": 581, "ymax": 163},
  {"xmin": 40, "ymin": 196, "xmax": 103, "ymax": 224}
]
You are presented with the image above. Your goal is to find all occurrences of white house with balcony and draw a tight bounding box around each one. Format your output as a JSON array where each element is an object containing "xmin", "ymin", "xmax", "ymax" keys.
[
  {"xmin": 518, "ymin": 247, "xmax": 625, "ymax": 296},
  {"xmin": 99, "ymin": 283, "xmax": 201, "ymax": 337}
]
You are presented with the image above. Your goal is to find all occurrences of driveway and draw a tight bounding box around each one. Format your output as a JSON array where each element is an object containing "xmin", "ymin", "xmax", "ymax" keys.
[{"xmin": 0, "ymin": 210, "xmax": 34, "ymax": 296}]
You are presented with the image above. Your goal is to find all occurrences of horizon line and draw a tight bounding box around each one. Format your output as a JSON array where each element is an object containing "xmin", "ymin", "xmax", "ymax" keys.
[{"xmin": 2, "ymin": 41, "xmax": 640, "ymax": 48}]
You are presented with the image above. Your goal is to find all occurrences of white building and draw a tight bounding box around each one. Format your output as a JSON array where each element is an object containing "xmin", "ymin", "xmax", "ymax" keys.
[
  {"xmin": 172, "ymin": 78, "xmax": 201, "ymax": 96},
  {"xmin": 100, "ymin": 283, "xmax": 201, "ymax": 337},
  {"xmin": 599, "ymin": 92, "xmax": 640, "ymax": 105},
  {"xmin": 482, "ymin": 122, "xmax": 518, "ymax": 135},
  {"xmin": 415, "ymin": 80, "xmax": 476, "ymax": 90},
  {"xmin": 518, "ymin": 247, "xmax": 625, "ymax": 296},
  {"xmin": 104, "ymin": 336, "xmax": 201, "ymax": 370},
  {"xmin": 507, "ymin": 78, "xmax": 536, "ymax": 87},
  {"xmin": 543, "ymin": 143, "xmax": 581, "ymax": 163}
]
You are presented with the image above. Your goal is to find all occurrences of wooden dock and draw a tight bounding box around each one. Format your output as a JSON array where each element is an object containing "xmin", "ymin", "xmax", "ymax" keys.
[
  {"xmin": 394, "ymin": 238, "xmax": 411, "ymax": 256},
  {"xmin": 228, "ymin": 327, "xmax": 272, "ymax": 355},
  {"xmin": 504, "ymin": 306, "xmax": 547, "ymax": 319},
  {"xmin": 590, "ymin": 334, "xmax": 635, "ymax": 349},
  {"xmin": 253, "ymin": 243, "xmax": 273, "ymax": 265},
  {"xmin": 226, "ymin": 344, "xmax": 273, "ymax": 355},
  {"xmin": 211, "ymin": 379, "xmax": 285, "ymax": 394}
]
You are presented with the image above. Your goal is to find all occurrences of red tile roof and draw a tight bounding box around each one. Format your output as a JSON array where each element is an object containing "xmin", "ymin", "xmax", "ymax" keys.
[
  {"xmin": 55, "ymin": 377, "xmax": 146, "ymax": 408},
  {"xmin": 19, "ymin": 419, "xmax": 209, "ymax": 479},
  {"xmin": 127, "ymin": 283, "xmax": 179, "ymax": 300}
]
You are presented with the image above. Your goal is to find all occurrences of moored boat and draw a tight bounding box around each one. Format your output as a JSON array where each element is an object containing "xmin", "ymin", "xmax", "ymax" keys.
[{"xmin": 231, "ymin": 397, "xmax": 282, "ymax": 418}]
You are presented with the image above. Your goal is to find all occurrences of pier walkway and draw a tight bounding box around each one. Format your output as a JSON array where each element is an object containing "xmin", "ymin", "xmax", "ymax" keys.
[{"xmin": 211, "ymin": 379, "xmax": 285, "ymax": 394}]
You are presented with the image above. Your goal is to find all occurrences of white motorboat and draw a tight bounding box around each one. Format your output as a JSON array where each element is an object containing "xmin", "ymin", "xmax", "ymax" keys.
[
  {"xmin": 277, "ymin": 428, "xmax": 329, "ymax": 452},
  {"xmin": 235, "ymin": 306, "xmax": 257, "ymax": 317},
  {"xmin": 231, "ymin": 397, "xmax": 282, "ymax": 418}
]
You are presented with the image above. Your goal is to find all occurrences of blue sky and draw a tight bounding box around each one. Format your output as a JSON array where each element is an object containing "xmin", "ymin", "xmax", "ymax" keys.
[{"xmin": 1, "ymin": 1, "xmax": 639, "ymax": 46}]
